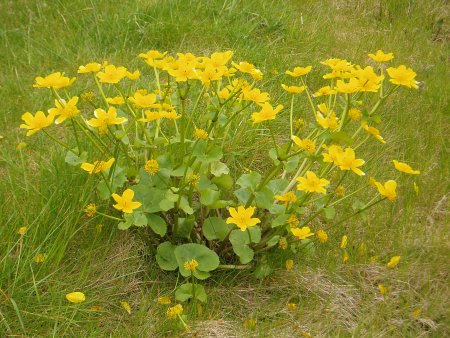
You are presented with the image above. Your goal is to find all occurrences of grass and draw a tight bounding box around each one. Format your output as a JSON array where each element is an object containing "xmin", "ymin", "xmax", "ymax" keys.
[{"xmin": 0, "ymin": 0, "xmax": 449, "ymax": 336}]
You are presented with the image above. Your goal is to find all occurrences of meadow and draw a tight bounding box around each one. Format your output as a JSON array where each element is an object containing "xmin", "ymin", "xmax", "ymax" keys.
[{"xmin": 0, "ymin": 0, "xmax": 449, "ymax": 336}]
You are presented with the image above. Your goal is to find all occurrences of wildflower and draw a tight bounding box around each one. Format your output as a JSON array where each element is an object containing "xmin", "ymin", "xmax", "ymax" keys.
[
  {"xmin": 128, "ymin": 91, "xmax": 157, "ymax": 108},
  {"xmin": 33, "ymin": 72, "xmax": 76, "ymax": 89},
  {"xmin": 16, "ymin": 142, "xmax": 27, "ymax": 150},
  {"xmin": 244, "ymin": 318, "xmax": 257, "ymax": 330},
  {"xmin": 81, "ymin": 91, "xmax": 95, "ymax": 102},
  {"xmin": 295, "ymin": 118, "xmax": 306, "ymax": 130},
  {"xmin": 96, "ymin": 65, "xmax": 128, "ymax": 84},
  {"xmin": 361, "ymin": 121, "xmax": 386, "ymax": 143},
  {"xmin": 285, "ymin": 259, "xmax": 294, "ymax": 270},
  {"xmin": 251, "ymin": 103, "xmax": 283, "ymax": 123},
  {"xmin": 393, "ymin": 160, "xmax": 420, "ymax": 175},
  {"xmin": 340, "ymin": 235, "xmax": 348, "ymax": 249},
  {"xmin": 217, "ymin": 88, "xmax": 231, "ymax": 99},
  {"xmin": 274, "ymin": 192, "xmax": 297, "ymax": 205},
  {"xmin": 287, "ymin": 303, "xmax": 297, "ymax": 311},
  {"xmin": 378, "ymin": 284, "xmax": 388, "ymax": 295},
  {"xmin": 287, "ymin": 214, "xmax": 299, "ymax": 227},
  {"xmin": 138, "ymin": 49, "xmax": 167, "ymax": 60},
  {"xmin": 184, "ymin": 259, "xmax": 199, "ymax": 271},
  {"xmin": 368, "ymin": 50, "xmax": 394, "ymax": 62},
  {"xmin": 140, "ymin": 110, "xmax": 164, "ymax": 122},
  {"xmin": 144, "ymin": 159, "xmax": 159, "ymax": 175},
  {"xmin": 335, "ymin": 185, "xmax": 345, "ymax": 196},
  {"xmin": 81, "ymin": 158, "xmax": 115, "ymax": 174},
  {"xmin": 194, "ymin": 128, "xmax": 208, "ymax": 140},
  {"xmin": 281, "ymin": 84, "xmax": 306, "ymax": 94},
  {"xmin": 20, "ymin": 111, "xmax": 55, "ymax": 136},
  {"xmin": 166, "ymin": 304, "xmax": 183, "ymax": 319},
  {"xmin": 296, "ymin": 171, "xmax": 330, "ymax": 194},
  {"xmin": 78, "ymin": 62, "xmax": 102, "ymax": 73},
  {"xmin": 335, "ymin": 147, "xmax": 365, "ymax": 176},
  {"xmin": 358, "ymin": 242, "xmax": 367, "ymax": 256},
  {"xmin": 157, "ymin": 296, "xmax": 171, "ymax": 305},
  {"xmin": 387, "ymin": 255, "xmax": 401, "ymax": 268},
  {"xmin": 126, "ymin": 70, "xmax": 141, "ymax": 80},
  {"xmin": 121, "ymin": 301, "xmax": 131, "ymax": 314},
  {"xmin": 316, "ymin": 111, "xmax": 339, "ymax": 130},
  {"xmin": 242, "ymin": 88, "xmax": 270, "ymax": 104},
  {"xmin": 112, "ymin": 189, "xmax": 142, "ymax": 214},
  {"xmin": 106, "ymin": 96, "xmax": 125, "ymax": 105},
  {"xmin": 85, "ymin": 203, "xmax": 97, "ymax": 217},
  {"xmin": 386, "ymin": 65, "xmax": 418, "ymax": 89},
  {"xmin": 34, "ymin": 253, "xmax": 46, "ymax": 264},
  {"xmin": 48, "ymin": 97, "xmax": 80, "ymax": 124},
  {"xmin": 375, "ymin": 180, "xmax": 397, "ymax": 201},
  {"xmin": 316, "ymin": 229, "xmax": 328, "ymax": 243},
  {"xmin": 278, "ymin": 237, "xmax": 288, "ymax": 250},
  {"xmin": 368, "ymin": 176, "xmax": 378, "ymax": 187},
  {"xmin": 66, "ymin": 292, "xmax": 86, "ymax": 304},
  {"xmin": 226, "ymin": 206, "xmax": 261, "ymax": 231},
  {"xmin": 167, "ymin": 63, "xmax": 197, "ymax": 82},
  {"xmin": 232, "ymin": 61, "xmax": 263, "ymax": 79},
  {"xmin": 352, "ymin": 66, "xmax": 384, "ymax": 92},
  {"xmin": 18, "ymin": 227, "xmax": 27, "ymax": 235},
  {"xmin": 412, "ymin": 308, "xmax": 421, "ymax": 319},
  {"xmin": 413, "ymin": 182, "xmax": 419, "ymax": 195},
  {"xmin": 335, "ymin": 79, "xmax": 359, "ymax": 94},
  {"xmin": 322, "ymin": 144, "xmax": 344, "ymax": 164},
  {"xmin": 87, "ymin": 107, "xmax": 128, "ymax": 133},
  {"xmin": 343, "ymin": 251, "xmax": 349, "ymax": 262},
  {"xmin": 348, "ymin": 107, "xmax": 362, "ymax": 121},
  {"xmin": 285, "ymin": 66, "xmax": 312, "ymax": 77},
  {"xmin": 314, "ymin": 86, "xmax": 336, "ymax": 97},
  {"xmin": 291, "ymin": 136, "xmax": 315, "ymax": 153},
  {"xmin": 291, "ymin": 226, "xmax": 314, "ymax": 240}
]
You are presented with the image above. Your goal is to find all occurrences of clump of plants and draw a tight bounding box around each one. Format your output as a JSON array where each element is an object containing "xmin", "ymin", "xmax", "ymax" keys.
[{"xmin": 21, "ymin": 49, "xmax": 420, "ymax": 328}]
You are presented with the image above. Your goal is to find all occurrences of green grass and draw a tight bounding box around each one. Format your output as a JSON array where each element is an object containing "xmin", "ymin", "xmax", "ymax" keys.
[{"xmin": 1, "ymin": 0, "xmax": 449, "ymax": 336}]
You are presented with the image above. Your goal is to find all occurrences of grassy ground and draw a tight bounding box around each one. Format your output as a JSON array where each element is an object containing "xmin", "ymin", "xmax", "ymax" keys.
[{"xmin": 0, "ymin": 0, "xmax": 449, "ymax": 336}]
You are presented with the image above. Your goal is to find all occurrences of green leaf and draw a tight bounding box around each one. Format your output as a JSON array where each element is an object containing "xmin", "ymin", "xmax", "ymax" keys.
[
  {"xmin": 254, "ymin": 261, "xmax": 273, "ymax": 279},
  {"xmin": 271, "ymin": 214, "xmax": 290, "ymax": 228},
  {"xmin": 175, "ymin": 283, "xmax": 207, "ymax": 303},
  {"xmin": 212, "ymin": 174, "xmax": 233, "ymax": 190},
  {"xmin": 179, "ymin": 197, "xmax": 194, "ymax": 214},
  {"xmin": 323, "ymin": 206, "xmax": 336, "ymax": 220},
  {"xmin": 266, "ymin": 179, "xmax": 289, "ymax": 194},
  {"xmin": 146, "ymin": 214, "xmax": 167, "ymax": 236},
  {"xmin": 210, "ymin": 161, "xmax": 229, "ymax": 176},
  {"xmin": 176, "ymin": 216, "xmax": 195, "ymax": 239},
  {"xmin": 234, "ymin": 188, "xmax": 252, "ymax": 204},
  {"xmin": 255, "ymin": 187, "xmax": 274, "ymax": 209},
  {"xmin": 156, "ymin": 242, "xmax": 178, "ymax": 271},
  {"xmin": 65, "ymin": 149, "xmax": 87, "ymax": 166},
  {"xmin": 284, "ymin": 155, "xmax": 300, "ymax": 173},
  {"xmin": 117, "ymin": 215, "xmax": 133, "ymax": 230},
  {"xmin": 174, "ymin": 243, "xmax": 220, "ymax": 279},
  {"xmin": 203, "ymin": 217, "xmax": 231, "ymax": 241},
  {"xmin": 229, "ymin": 228, "xmax": 261, "ymax": 264},
  {"xmin": 193, "ymin": 140, "xmax": 223, "ymax": 163},
  {"xmin": 266, "ymin": 235, "xmax": 280, "ymax": 247},
  {"xmin": 132, "ymin": 185, "xmax": 167, "ymax": 213},
  {"xmin": 159, "ymin": 198, "xmax": 175, "ymax": 211},
  {"xmin": 133, "ymin": 212, "xmax": 148, "ymax": 227},
  {"xmin": 330, "ymin": 131, "xmax": 354, "ymax": 145},
  {"xmin": 236, "ymin": 172, "xmax": 261, "ymax": 190},
  {"xmin": 199, "ymin": 188, "xmax": 220, "ymax": 207}
]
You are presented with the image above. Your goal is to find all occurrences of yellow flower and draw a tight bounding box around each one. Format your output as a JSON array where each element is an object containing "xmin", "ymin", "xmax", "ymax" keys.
[
  {"xmin": 281, "ymin": 84, "xmax": 306, "ymax": 94},
  {"xmin": 242, "ymin": 87, "xmax": 270, "ymax": 104},
  {"xmin": 184, "ymin": 259, "xmax": 199, "ymax": 271},
  {"xmin": 296, "ymin": 171, "xmax": 330, "ymax": 195},
  {"xmin": 194, "ymin": 128, "xmax": 208, "ymax": 140},
  {"xmin": 291, "ymin": 226, "xmax": 314, "ymax": 240},
  {"xmin": 96, "ymin": 65, "xmax": 128, "ymax": 84},
  {"xmin": 316, "ymin": 111, "xmax": 339, "ymax": 130},
  {"xmin": 85, "ymin": 203, "xmax": 97, "ymax": 217},
  {"xmin": 335, "ymin": 185, "xmax": 345, "ymax": 196},
  {"xmin": 138, "ymin": 49, "xmax": 167, "ymax": 60},
  {"xmin": 81, "ymin": 158, "xmax": 115, "ymax": 174},
  {"xmin": 386, "ymin": 65, "xmax": 418, "ymax": 89},
  {"xmin": 278, "ymin": 237, "xmax": 288, "ymax": 250},
  {"xmin": 285, "ymin": 259, "xmax": 294, "ymax": 270},
  {"xmin": 121, "ymin": 301, "xmax": 131, "ymax": 314},
  {"xmin": 287, "ymin": 214, "xmax": 299, "ymax": 227},
  {"xmin": 20, "ymin": 111, "xmax": 55, "ymax": 136},
  {"xmin": 112, "ymin": 189, "xmax": 142, "ymax": 214},
  {"xmin": 291, "ymin": 136, "xmax": 316, "ymax": 153},
  {"xmin": 78, "ymin": 62, "xmax": 102, "ymax": 73},
  {"xmin": 361, "ymin": 121, "xmax": 386, "ymax": 143},
  {"xmin": 358, "ymin": 242, "xmax": 367, "ymax": 256},
  {"xmin": 106, "ymin": 96, "xmax": 125, "ymax": 105},
  {"xmin": 335, "ymin": 79, "xmax": 359, "ymax": 94},
  {"xmin": 157, "ymin": 296, "xmax": 171, "ymax": 305},
  {"xmin": 368, "ymin": 176, "xmax": 378, "ymax": 187},
  {"xmin": 375, "ymin": 180, "xmax": 397, "ymax": 201},
  {"xmin": 343, "ymin": 251, "xmax": 349, "ymax": 263},
  {"xmin": 287, "ymin": 303, "xmax": 297, "ymax": 311},
  {"xmin": 322, "ymin": 144, "xmax": 344, "ymax": 164},
  {"xmin": 251, "ymin": 103, "xmax": 283, "ymax": 123},
  {"xmin": 18, "ymin": 227, "xmax": 27, "ymax": 235},
  {"xmin": 368, "ymin": 50, "xmax": 394, "ymax": 62},
  {"xmin": 87, "ymin": 107, "xmax": 128, "ymax": 133},
  {"xmin": 34, "ymin": 253, "xmax": 46, "ymax": 264},
  {"xmin": 232, "ymin": 61, "xmax": 263, "ymax": 79},
  {"xmin": 314, "ymin": 86, "xmax": 336, "ymax": 97},
  {"xmin": 412, "ymin": 308, "xmax": 421, "ymax": 319},
  {"xmin": 244, "ymin": 318, "xmax": 257, "ymax": 330},
  {"xmin": 16, "ymin": 142, "xmax": 28, "ymax": 150},
  {"xmin": 128, "ymin": 91, "xmax": 157, "ymax": 108},
  {"xmin": 274, "ymin": 192, "xmax": 297, "ymax": 205},
  {"xmin": 393, "ymin": 160, "xmax": 420, "ymax": 175},
  {"xmin": 66, "ymin": 292, "xmax": 86, "ymax": 304},
  {"xmin": 144, "ymin": 159, "xmax": 159, "ymax": 175},
  {"xmin": 127, "ymin": 70, "xmax": 141, "ymax": 80},
  {"xmin": 348, "ymin": 107, "xmax": 362, "ymax": 121},
  {"xmin": 295, "ymin": 118, "xmax": 306, "ymax": 130},
  {"xmin": 340, "ymin": 235, "xmax": 348, "ymax": 249},
  {"xmin": 167, "ymin": 62, "xmax": 197, "ymax": 82},
  {"xmin": 413, "ymin": 182, "xmax": 419, "ymax": 195},
  {"xmin": 187, "ymin": 174, "xmax": 200, "ymax": 186},
  {"xmin": 387, "ymin": 255, "xmax": 401, "ymax": 268},
  {"xmin": 285, "ymin": 66, "xmax": 312, "ymax": 77},
  {"xmin": 316, "ymin": 229, "xmax": 328, "ymax": 243},
  {"xmin": 140, "ymin": 110, "xmax": 164, "ymax": 122},
  {"xmin": 48, "ymin": 97, "xmax": 80, "ymax": 124},
  {"xmin": 378, "ymin": 283, "xmax": 388, "ymax": 295},
  {"xmin": 226, "ymin": 206, "xmax": 261, "ymax": 231},
  {"xmin": 81, "ymin": 91, "xmax": 95, "ymax": 102},
  {"xmin": 33, "ymin": 72, "xmax": 76, "ymax": 89},
  {"xmin": 166, "ymin": 304, "xmax": 183, "ymax": 319},
  {"xmin": 335, "ymin": 147, "xmax": 365, "ymax": 176}
]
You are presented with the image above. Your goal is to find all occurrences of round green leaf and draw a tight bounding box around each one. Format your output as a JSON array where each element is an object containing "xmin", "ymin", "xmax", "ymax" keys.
[
  {"xmin": 174, "ymin": 243, "xmax": 220, "ymax": 278},
  {"xmin": 203, "ymin": 217, "xmax": 231, "ymax": 241},
  {"xmin": 156, "ymin": 242, "xmax": 178, "ymax": 271},
  {"xmin": 146, "ymin": 214, "xmax": 167, "ymax": 236},
  {"xmin": 175, "ymin": 283, "xmax": 207, "ymax": 303}
]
